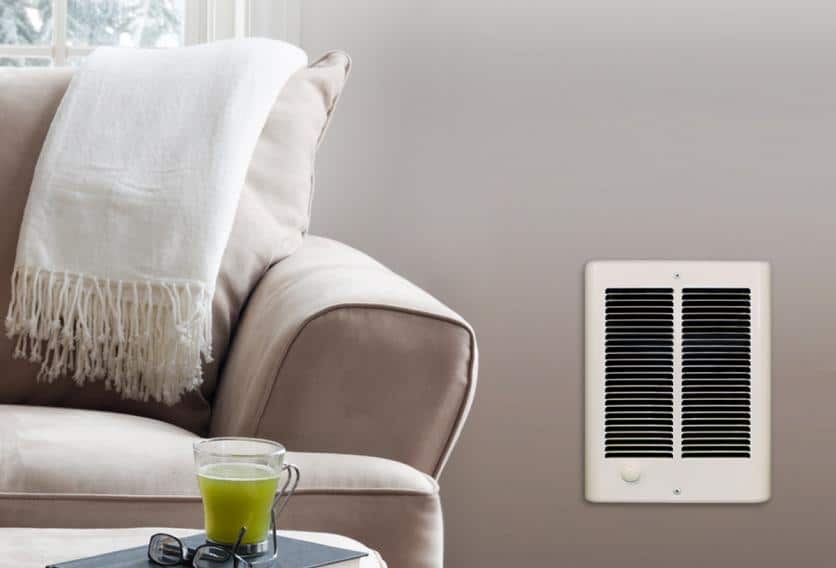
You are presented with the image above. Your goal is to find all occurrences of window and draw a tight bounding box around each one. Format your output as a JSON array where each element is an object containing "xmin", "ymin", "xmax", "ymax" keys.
[
  {"xmin": 0, "ymin": 0, "xmax": 195, "ymax": 67},
  {"xmin": 0, "ymin": 1, "xmax": 300, "ymax": 68}
]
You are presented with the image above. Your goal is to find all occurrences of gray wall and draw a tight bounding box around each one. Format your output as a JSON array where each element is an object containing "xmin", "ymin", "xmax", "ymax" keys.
[{"xmin": 300, "ymin": 1, "xmax": 836, "ymax": 566}]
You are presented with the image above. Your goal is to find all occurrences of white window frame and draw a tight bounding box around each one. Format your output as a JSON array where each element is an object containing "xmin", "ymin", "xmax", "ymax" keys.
[{"xmin": 0, "ymin": 0, "xmax": 300, "ymax": 66}]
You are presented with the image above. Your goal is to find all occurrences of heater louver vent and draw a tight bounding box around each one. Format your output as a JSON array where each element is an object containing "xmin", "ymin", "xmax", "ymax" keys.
[
  {"xmin": 681, "ymin": 288, "xmax": 751, "ymax": 458},
  {"xmin": 604, "ymin": 288, "xmax": 674, "ymax": 458}
]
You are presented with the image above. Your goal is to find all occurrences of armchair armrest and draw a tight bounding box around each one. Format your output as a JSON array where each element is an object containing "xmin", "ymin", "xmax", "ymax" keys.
[{"xmin": 210, "ymin": 236, "xmax": 477, "ymax": 477}]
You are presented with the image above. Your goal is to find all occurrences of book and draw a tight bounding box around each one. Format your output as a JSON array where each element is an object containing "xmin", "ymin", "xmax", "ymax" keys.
[{"xmin": 46, "ymin": 532, "xmax": 367, "ymax": 568}]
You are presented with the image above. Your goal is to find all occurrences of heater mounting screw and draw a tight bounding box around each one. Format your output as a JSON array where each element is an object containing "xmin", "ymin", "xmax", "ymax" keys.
[
  {"xmin": 673, "ymin": 273, "xmax": 681, "ymax": 279},
  {"xmin": 673, "ymin": 488, "xmax": 681, "ymax": 495}
]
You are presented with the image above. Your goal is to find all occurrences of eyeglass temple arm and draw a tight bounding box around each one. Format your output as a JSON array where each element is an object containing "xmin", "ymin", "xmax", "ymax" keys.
[{"xmin": 232, "ymin": 526, "xmax": 247, "ymax": 554}]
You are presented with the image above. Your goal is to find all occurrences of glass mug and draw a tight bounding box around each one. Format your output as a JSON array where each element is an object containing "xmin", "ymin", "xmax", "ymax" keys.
[{"xmin": 194, "ymin": 437, "xmax": 300, "ymax": 554}]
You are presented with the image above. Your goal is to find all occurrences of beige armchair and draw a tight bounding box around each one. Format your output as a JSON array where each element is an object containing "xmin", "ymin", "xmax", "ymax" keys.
[{"xmin": 0, "ymin": 66, "xmax": 477, "ymax": 568}]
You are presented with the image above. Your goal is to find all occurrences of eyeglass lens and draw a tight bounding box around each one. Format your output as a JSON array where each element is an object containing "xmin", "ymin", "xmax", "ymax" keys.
[
  {"xmin": 148, "ymin": 534, "xmax": 184, "ymax": 566},
  {"xmin": 193, "ymin": 545, "xmax": 251, "ymax": 568}
]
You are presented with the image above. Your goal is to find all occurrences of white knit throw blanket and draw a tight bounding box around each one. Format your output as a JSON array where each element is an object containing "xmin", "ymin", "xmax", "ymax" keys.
[{"xmin": 5, "ymin": 39, "xmax": 307, "ymax": 404}]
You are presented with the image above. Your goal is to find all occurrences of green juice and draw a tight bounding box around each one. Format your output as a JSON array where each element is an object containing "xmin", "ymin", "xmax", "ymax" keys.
[{"xmin": 197, "ymin": 462, "xmax": 280, "ymax": 545}]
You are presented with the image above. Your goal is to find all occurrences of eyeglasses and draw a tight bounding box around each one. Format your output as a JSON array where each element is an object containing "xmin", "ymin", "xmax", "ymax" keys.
[{"xmin": 148, "ymin": 526, "xmax": 252, "ymax": 568}]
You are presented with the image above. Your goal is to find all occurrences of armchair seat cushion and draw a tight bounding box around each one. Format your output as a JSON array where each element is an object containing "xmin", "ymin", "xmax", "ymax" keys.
[{"xmin": 0, "ymin": 405, "xmax": 442, "ymax": 568}]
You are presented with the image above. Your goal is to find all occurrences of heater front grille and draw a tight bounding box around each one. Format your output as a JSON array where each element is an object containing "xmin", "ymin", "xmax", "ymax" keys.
[
  {"xmin": 681, "ymin": 288, "xmax": 752, "ymax": 458},
  {"xmin": 604, "ymin": 288, "xmax": 674, "ymax": 458}
]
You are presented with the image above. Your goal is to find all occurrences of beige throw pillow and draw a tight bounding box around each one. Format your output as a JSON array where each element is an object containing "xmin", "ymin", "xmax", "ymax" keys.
[{"xmin": 0, "ymin": 51, "xmax": 352, "ymax": 433}]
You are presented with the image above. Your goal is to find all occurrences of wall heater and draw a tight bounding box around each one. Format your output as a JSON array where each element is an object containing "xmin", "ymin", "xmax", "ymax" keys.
[{"xmin": 585, "ymin": 261, "xmax": 770, "ymax": 503}]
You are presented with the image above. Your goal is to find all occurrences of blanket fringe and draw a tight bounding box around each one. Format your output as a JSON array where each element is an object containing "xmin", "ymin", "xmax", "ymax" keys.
[{"xmin": 4, "ymin": 266, "xmax": 212, "ymax": 405}]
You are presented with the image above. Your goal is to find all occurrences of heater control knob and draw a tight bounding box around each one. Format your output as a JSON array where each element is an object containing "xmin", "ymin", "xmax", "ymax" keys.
[{"xmin": 620, "ymin": 465, "xmax": 641, "ymax": 483}]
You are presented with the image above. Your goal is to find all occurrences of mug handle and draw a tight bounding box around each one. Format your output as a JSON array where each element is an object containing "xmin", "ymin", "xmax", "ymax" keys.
[{"xmin": 273, "ymin": 463, "xmax": 300, "ymax": 523}]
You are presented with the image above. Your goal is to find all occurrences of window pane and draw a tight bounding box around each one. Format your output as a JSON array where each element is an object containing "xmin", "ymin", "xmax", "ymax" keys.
[
  {"xmin": 0, "ymin": 56, "xmax": 52, "ymax": 67},
  {"xmin": 67, "ymin": 0, "xmax": 184, "ymax": 48},
  {"xmin": 0, "ymin": 1, "xmax": 52, "ymax": 45}
]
